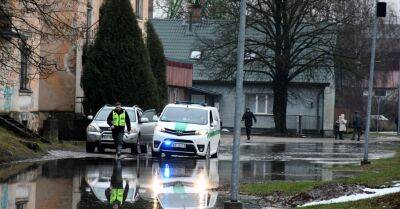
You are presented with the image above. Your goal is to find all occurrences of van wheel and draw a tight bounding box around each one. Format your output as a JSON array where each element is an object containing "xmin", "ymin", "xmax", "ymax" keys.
[
  {"xmin": 86, "ymin": 142, "xmax": 95, "ymax": 153},
  {"xmin": 152, "ymin": 149, "xmax": 160, "ymax": 158},
  {"xmin": 201, "ymin": 143, "xmax": 211, "ymax": 159},
  {"xmin": 211, "ymin": 141, "xmax": 220, "ymax": 158}
]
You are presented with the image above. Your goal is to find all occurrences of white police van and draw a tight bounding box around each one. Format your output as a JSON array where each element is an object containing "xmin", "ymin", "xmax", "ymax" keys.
[{"xmin": 152, "ymin": 102, "xmax": 221, "ymax": 158}]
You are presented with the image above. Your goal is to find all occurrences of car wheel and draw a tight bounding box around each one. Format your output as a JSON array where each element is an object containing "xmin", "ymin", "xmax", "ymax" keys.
[
  {"xmin": 211, "ymin": 141, "xmax": 220, "ymax": 158},
  {"xmin": 140, "ymin": 144, "xmax": 148, "ymax": 154},
  {"xmin": 131, "ymin": 144, "xmax": 138, "ymax": 155},
  {"xmin": 86, "ymin": 142, "xmax": 95, "ymax": 153},
  {"xmin": 97, "ymin": 144, "xmax": 105, "ymax": 153}
]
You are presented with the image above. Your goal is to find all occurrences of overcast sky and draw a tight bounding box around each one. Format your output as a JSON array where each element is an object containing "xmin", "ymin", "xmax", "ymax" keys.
[
  {"xmin": 387, "ymin": 0, "xmax": 400, "ymax": 13},
  {"xmin": 153, "ymin": 0, "xmax": 400, "ymax": 19}
]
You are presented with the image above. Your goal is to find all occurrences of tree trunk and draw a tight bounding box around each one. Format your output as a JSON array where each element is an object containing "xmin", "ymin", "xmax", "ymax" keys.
[{"xmin": 273, "ymin": 77, "xmax": 289, "ymax": 134}]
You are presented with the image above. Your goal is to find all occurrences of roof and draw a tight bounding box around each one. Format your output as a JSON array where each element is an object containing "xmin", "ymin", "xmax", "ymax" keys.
[
  {"xmin": 151, "ymin": 19, "xmax": 222, "ymax": 61},
  {"xmin": 151, "ymin": 18, "xmax": 335, "ymax": 84},
  {"xmin": 188, "ymin": 87, "xmax": 221, "ymax": 96}
]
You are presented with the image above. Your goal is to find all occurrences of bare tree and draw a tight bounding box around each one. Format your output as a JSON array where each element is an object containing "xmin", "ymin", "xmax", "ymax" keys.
[
  {"xmin": 0, "ymin": 0, "xmax": 86, "ymax": 87},
  {"xmin": 197, "ymin": 0, "xmax": 400, "ymax": 133}
]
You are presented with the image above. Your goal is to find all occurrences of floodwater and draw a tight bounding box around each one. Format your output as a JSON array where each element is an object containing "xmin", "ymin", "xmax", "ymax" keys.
[{"xmin": 0, "ymin": 142, "xmax": 395, "ymax": 209}]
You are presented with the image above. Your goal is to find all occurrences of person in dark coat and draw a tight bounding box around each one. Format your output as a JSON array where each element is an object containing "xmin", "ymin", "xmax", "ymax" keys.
[
  {"xmin": 105, "ymin": 159, "xmax": 129, "ymax": 209},
  {"xmin": 107, "ymin": 102, "xmax": 131, "ymax": 157},
  {"xmin": 334, "ymin": 120, "xmax": 340, "ymax": 140},
  {"xmin": 242, "ymin": 108, "xmax": 257, "ymax": 140},
  {"xmin": 351, "ymin": 111, "xmax": 362, "ymax": 141}
]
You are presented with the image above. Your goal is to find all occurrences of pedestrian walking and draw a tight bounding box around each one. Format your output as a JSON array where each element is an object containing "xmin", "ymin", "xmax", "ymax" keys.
[
  {"xmin": 351, "ymin": 111, "xmax": 362, "ymax": 141},
  {"xmin": 107, "ymin": 102, "xmax": 131, "ymax": 157},
  {"xmin": 337, "ymin": 114, "xmax": 347, "ymax": 140},
  {"xmin": 334, "ymin": 120, "xmax": 340, "ymax": 140},
  {"xmin": 105, "ymin": 159, "xmax": 129, "ymax": 209},
  {"xmin": 242, "ymin": 108, "xmax": 257, "ymax": 140}
]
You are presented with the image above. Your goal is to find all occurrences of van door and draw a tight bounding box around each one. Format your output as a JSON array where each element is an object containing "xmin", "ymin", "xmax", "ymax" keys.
[
  {"xmin": 139, "ymin": 109, "xmax": 158, "ymax": 144},
  {"xmin": 211, "ymin": 109, "xmax": 221, "ymax": 153}
]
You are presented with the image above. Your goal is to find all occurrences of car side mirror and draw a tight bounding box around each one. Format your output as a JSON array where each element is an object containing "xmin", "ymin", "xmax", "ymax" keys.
[
  {"xmin": 87, "ymin": 115, "xmax": 93, "ymax": 120},
  {"xmin": 222, "ymin": 128, "xmax": 230, "ymax": 133},
  {"xmin": 140, "ymin": 117, "xmax": 149, "ymax": 123},
  {"xmin": 153, "ymin": 115, "xmax": 159, "ymax": 121},
  {"xmin": 211, "ymin": 121, "xmax": 218, "ymax": 127}
]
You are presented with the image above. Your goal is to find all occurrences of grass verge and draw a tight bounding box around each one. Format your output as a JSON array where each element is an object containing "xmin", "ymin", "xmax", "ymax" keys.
[{"xmin": 0, "ymin": 127, "xmax": 84, "ymax": 163}]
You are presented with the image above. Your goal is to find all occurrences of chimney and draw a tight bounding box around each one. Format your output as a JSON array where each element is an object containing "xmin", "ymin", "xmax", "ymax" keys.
[{"xmin": 187, "ymin": 3, "xmax": 202, "ymax": 24}]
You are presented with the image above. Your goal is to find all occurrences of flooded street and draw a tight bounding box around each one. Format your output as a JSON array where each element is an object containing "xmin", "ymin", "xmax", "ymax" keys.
[{"xmin": 0, "ymin": 141, "xmax": 396, "ymax": 209}]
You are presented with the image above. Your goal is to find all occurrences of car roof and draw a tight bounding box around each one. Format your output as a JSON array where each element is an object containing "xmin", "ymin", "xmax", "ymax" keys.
[
  {"xmin": 165, "ymin": 103, "xmax": 216, "ymax": 110},
  {"xmin": 102, "ymin": 106, "xmax": 139, "ymax": 110}
]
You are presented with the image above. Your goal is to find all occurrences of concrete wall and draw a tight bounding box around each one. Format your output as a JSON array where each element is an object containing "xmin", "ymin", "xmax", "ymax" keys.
[{"xmin": 193, "ymin": 83, "xmax": 333, "ymax": 133}]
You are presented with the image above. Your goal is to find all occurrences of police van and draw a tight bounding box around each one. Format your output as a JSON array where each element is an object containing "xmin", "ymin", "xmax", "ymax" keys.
[{"xmin": 152, "ymin": 102, "xmax": 221, "ymax": 158}]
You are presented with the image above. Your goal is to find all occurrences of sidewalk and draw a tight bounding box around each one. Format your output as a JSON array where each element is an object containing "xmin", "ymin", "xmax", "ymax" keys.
[{"xmin": 220, "ymin": 133, "xmax": 400, "ymax": 144}]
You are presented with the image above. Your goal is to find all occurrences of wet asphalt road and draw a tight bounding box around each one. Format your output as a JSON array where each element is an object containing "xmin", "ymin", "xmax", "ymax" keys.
[{"xmin": 0, "ymin": 139, "xmax": 396, "ymax": 209}]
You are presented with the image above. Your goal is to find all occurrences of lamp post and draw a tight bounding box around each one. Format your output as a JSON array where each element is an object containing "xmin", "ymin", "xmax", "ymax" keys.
[
  {"xmin": 224, "ymin": 0, "xmax": 246, "ymax": 208},
  {"xmin": 363, "ymin": 0, "xmax": 386, "ymax": 165}
]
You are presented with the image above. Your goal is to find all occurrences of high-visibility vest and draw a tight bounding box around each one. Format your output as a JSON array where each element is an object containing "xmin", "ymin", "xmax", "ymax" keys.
[
  {"xmin": 113, "ymin": 111, "xmax": 126, "ymax": 126},
  {"xmin": 110, "ymin": 188, "xmax": 124, "ymax": 204}
]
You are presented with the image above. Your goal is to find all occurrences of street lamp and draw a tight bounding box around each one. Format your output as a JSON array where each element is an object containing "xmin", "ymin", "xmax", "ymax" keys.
[
  {"xmin": 363, "ymin": 0, "xmax": 386, "ymax": 165},
  {"xmin": 224, "ymin": 0, "xmax": 246, "ymax": 208}
]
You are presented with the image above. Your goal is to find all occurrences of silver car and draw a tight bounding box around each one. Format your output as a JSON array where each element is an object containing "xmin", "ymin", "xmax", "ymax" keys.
[{"xmin": 86, "ymin": 105, "xmax": 158, "ymax": 154}]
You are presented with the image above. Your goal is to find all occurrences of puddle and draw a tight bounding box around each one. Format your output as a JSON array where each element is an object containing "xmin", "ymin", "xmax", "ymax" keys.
[{"xmin": 0, "ymin": 142, "xmax": 396, "ymax": 209}]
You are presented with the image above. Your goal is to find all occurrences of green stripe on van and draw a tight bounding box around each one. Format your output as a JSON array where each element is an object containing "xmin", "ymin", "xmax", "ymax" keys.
[
  {"xmin": 208, "ymin": 130, "xmax": 220, "ymax": 137},
  {"xmin": 175, "ymin": 123, "xmax": 188, "ymax": 131}
]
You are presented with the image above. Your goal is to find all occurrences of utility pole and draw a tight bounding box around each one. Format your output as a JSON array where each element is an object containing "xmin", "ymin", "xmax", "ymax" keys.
[
  {"xmin": 397, "ymin": 59, "xmax": 400, "ymax": 135},
  {"xmin": 363, "ymin": 0, "xmax": 386, "ymax": 165},
  {"xmin": 224, "ymin": 0, "xmax": 246, "ymax": 208}
]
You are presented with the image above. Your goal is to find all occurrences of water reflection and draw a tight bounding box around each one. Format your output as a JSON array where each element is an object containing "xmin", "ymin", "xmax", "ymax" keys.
[
  {"xmin": 85, "ymin": 159, "xmax": 138, "ymax": 208},
  {"xmin": 0, "ymin": 142, "xmax": 394, "ymax": 209}
]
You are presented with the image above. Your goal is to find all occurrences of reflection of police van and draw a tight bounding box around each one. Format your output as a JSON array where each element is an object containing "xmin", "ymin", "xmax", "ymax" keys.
[
  {"xmin": 145, "ymin": 159, "xmax": 219, "ymax": 209},
  {"xmin": 84, "ymin": 162, "xmax": 139, "ymax": 203},
  {"xmin": 152, "ymin": 102, "xmax": 221, "ymax": 158}
]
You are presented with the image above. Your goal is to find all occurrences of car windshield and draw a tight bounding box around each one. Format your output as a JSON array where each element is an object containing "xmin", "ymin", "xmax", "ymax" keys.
[
  {"xmin": 160, "ymin": 107, "xmax": 208, "ymax": 125},
  {"xmin": 94, "ymin": 108, "xmax": 136, "ymax": 122}
]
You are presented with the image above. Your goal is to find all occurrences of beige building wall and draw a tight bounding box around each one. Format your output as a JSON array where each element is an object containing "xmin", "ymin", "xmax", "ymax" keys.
[{"xmin": 0, "ymin": 1, "xmax": 42, "ymax": 131}]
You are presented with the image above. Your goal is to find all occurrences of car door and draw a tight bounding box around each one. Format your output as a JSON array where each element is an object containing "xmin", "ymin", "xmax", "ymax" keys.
[{"xmin": 139, "ymin": 109, "xmax": 158, "ymax": 144}]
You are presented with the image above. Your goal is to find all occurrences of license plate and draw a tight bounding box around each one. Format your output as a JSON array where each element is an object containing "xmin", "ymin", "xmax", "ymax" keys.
[
  {"xmin": 173, "ymin": 143, "xmax": 186, "ymax": 148},
  {"xmin": 102, "ymin": 135, "xmax": 113, "ymax": 140}
]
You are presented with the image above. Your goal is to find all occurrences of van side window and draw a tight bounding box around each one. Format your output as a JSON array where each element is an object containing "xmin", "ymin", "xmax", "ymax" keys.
[{"xmin": 210, "ymin": 111, "xmax": 214, "ymax": 124}]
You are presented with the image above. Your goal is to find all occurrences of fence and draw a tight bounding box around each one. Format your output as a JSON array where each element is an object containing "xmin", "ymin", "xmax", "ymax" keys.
[{"xmin": 250, "ymin": 114, "xmax": 322, "ymax": 135}]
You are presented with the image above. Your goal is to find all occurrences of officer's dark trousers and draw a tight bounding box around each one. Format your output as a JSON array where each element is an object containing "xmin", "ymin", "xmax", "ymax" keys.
[{"xmin": 112, "ymin": 132, "xmax": 124, "ymax": 155}]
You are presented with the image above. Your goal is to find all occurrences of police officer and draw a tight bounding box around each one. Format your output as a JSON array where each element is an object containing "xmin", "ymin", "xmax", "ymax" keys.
[
  {"xmin": 107, "ymin": 102, "xmax": 131, "ymax": 157},
  {"xmin": 105, "ymin": 159, "xmax": 129, "ymax": 209}
]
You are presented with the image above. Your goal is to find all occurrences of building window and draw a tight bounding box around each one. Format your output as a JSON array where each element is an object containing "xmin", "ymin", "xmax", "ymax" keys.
[
  {"xmin": 135, "ymin": 0, "xmax": 143, "ymax": 18},
  {"xmin": 20, "ymin": 42, "xmax": 30, "ymax": 91},
  {"xmin": 246, "ymin": 94, "xmax": 269, "ymax": 114}
]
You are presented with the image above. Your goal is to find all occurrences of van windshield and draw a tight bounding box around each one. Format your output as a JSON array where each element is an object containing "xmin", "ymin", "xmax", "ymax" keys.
[
  {"xmin": 94, "ymin": 108, "xmax": 136, "ymax": 122},
  {"xmin": 160, "ymin": 107, "xmax": 208, "ymax": 125}
]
